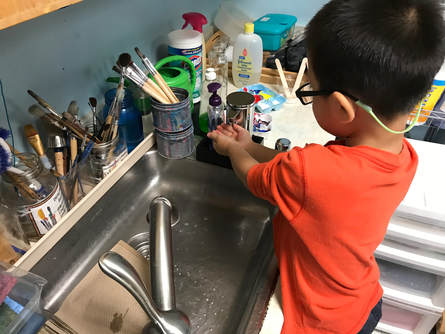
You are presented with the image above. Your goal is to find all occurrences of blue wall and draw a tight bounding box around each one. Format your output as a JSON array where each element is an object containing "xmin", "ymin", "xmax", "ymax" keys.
[
  {"xmin": 0, "ymin": 0, "xmax": 328, "ymax": 151},
  {"xmin": 0, "ymin": 0, "xmax": 222, "ymax": 151}
]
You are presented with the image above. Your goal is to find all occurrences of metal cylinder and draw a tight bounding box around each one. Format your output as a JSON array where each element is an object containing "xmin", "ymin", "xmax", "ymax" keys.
[
  {"xmin": 275, "ymin": 138, "xmax": 291, "ymax": 152},
  {"xmin": 226, "ymin": 92, "xmax": 256, "ymax": 134},
  {"xmin": 149, "ymin": 196, "xmax": 175, "ymax": 311}
]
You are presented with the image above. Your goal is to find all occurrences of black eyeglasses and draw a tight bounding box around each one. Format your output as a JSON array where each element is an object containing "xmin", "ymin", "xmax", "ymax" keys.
[{"xmin": 295, "ymin": 83, "xmax": 358, "ymax": 105}]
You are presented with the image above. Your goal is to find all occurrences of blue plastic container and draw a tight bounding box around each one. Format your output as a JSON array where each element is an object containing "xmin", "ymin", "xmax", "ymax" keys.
[
  {"xmin": 254, "ymin": 14, "xmax": 297, "ymax": 51},
  {"xmin": 103, "ymin": 88, "xmax": 144, "ymax": 153}
]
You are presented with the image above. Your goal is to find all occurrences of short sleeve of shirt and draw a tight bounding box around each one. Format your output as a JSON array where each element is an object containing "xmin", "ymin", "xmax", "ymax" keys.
[{"xmin": 246, "ymin": 147, "xmax": 305, "ymax": 221}]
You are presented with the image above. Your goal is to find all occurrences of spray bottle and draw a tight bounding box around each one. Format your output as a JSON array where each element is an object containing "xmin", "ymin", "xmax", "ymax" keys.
[{"xmin": 168, "ymin": 12, "xmax": 207, "ymax": 103}]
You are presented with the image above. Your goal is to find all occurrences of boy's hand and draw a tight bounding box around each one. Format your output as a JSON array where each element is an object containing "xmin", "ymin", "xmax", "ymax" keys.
[
  {"xmin": 215, "ymin": 124, "xmax": 253, "ymax": 150},
  {"xmin": 207, "ymin": 129, "xmax": 238, "ymax": 156}
]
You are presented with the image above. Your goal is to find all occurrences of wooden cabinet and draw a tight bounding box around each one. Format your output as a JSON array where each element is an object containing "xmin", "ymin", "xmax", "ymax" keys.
[{"xmin": 0, "ymin": 0, "xmax": 82, "ymax": 30}]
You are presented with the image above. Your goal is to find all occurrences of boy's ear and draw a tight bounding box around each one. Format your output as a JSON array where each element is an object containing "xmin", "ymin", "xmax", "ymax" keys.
[{"xmin": 330, "ymin": 92, "xmax": 356, "ymax": 123}]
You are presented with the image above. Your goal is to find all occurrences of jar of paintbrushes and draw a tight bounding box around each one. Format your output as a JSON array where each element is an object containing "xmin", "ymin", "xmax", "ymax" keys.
[
  {"xmin": 87, "ymin": 134, "xmax": 127, "ymax": 183},
  {"xmin": 0, "ymin": 153, "xmax": 69, "ymax": 242}
]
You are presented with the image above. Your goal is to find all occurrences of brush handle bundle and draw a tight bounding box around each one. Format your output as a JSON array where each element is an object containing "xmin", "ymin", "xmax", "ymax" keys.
[
  {"xmin": 27, "ymin": 90, "xmax": 100, "ymax": 143},
  {"xmin": 115, "ymin": 52, "xmax": 178, "ymax": 105},
  {"xmin": 134, "ymin": 47, "xmax": 179, "ymax": 103}
]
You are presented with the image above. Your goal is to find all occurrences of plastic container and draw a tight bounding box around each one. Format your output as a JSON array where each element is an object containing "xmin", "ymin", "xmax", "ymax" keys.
[
  {"xmin": 0, "ymin": 266, "xmax": 46, "ymax": 334},
  {"xmin": 103, "ymin": 88, "xmax": 143, "ymax": 153},
  {"xmin": 208, "ymin": 39, "xmax": 229, "ymax": 101},
  {"xmin": 214, "ymin": 1, "xmax": 252, "ymax": 42},
  {"xmin": 377, "ymin": 300, "xmax": 441, "ymax": 333},
  {"xmin": 155, "ymin": 126, "xmax": 194, "ymax": 159},
  {"xmin": 232, "ymin": 22, "xmax": 263, "ymax": 88},
  {"xmin": 199, "ymin": 68, "xmax": 218, "ymax": 133},
  {"xmin": 151, "ymin": 87, "xmax": 192, "ymax": 133},
  {"xmin": 168, "ymin": 30, "xmax": 203, "ymax": 103},
  {"xmin": 207, "ymin": 82, "xmax": 224, "ymax": 133},
  {"xmin": 254, "ymin": 14, "xmax": 297, "ymax": 51},
  {"xmin": 0, "ymin": 153, "xmax": 69, "ymax": 242},
  {"xmin": 88, "ymin": 135, "xmax": 128, "ymax": 184}
]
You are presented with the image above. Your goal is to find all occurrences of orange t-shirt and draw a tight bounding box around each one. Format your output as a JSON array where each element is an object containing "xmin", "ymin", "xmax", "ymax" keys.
[{"xmin": 247, "ymin": 139, "xmax": 418, "ymax": 334}]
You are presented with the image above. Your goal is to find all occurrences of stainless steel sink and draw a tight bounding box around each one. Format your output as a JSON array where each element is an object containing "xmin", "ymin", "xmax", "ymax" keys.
[{"xmin": 30, "ymin": 149, "xmax": 278, "ymax": 334}]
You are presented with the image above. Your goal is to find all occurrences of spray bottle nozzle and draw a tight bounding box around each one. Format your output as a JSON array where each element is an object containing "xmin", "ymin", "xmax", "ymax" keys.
[
  {"xmin": 208, "ymin": 82, "xmax": 222, "ymax": 107},
  {"xmin": 182, "ymin": 12, "xmax": 208, "ymax": 33}
]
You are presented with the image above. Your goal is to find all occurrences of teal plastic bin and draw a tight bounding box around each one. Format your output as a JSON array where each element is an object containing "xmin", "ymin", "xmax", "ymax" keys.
[{"xmin": 254, "ymin": 14, "xmax": 297, "ymax": 51}]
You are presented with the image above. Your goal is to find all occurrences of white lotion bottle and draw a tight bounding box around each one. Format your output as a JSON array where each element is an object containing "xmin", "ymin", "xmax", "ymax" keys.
[{"xmin": 232, "ymin": 22, "xmax": 263, "ymax": 87}]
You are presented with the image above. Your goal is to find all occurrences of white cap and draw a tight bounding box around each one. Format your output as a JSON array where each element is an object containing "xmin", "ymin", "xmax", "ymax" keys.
[{"xmin": 205, "ymin": 68, "xmax": 216, "ymax": 81}]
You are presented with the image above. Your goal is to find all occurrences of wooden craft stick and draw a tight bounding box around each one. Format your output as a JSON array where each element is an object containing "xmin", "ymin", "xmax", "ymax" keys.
[
  {"xmin": 291, "ymin": 57, "xmax": 308, "ymax": 95},
  {"xmin": 275, "ymin": 58, "xmax": 291, "ymax": 98}
]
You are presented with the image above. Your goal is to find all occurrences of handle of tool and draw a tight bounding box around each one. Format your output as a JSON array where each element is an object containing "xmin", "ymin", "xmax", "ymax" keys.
[
  {"xmin": 100, "ymin": 113, "xmax": 114, "ymax": 141},
  {"xmin": 153, "ymin": 73, "xmax": 179, "ymax": 103},
  {"xmin": 143, "ymin": 79, "xmax": 171, "ymax": 104},
  {"xmin": 70, "ymin": 136, "xmax": 79, "ymax": 205},
  {"xmin": 54, "ymin": 151, "xmax": 65, "ymax": 176}
]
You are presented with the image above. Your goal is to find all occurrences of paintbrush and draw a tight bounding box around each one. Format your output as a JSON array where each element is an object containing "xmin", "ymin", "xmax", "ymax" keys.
[
  {"xmin": 67, "ymin": 101, "xmax": 80, "ymax": 123},
  {"xmin": 28, "ymin": 104, "xmax": 66, "ymax": 132},
  {"xmin": 88, "ymin": 97, "xmax": 98, "ymax": 136},
  {"xmin": 116, "ymin": 53, "xmax": 170, "ymax": 104},
  {"xmin": 23, "ymin": 124, "xmax": 53, "ymax": 170},
  {"xmin": 134, "ymin": 47, "xmax": 179, "ymax": 103},
  {"xmin": 100, "ymin": 74, "xmax": 125, "ymax": 141},
  {"xmin": 27, "ymin": 90, "xmax": 100, "ymax": 143},
  {"xmin": 47, "ymin": 135, "xmax": 66, "ymax": 177},
  {"xmin": 0, "ymin": 134, "xmax": 41, "ymax": 200}
]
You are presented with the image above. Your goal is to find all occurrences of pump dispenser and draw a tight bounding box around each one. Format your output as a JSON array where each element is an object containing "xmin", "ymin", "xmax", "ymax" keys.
[{"xmin": 207, "ymin": 82, "xmax": 224, "ymax": 132}]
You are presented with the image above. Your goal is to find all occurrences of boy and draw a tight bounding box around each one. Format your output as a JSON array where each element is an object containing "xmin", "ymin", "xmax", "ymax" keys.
[{"xmin": 208, "ymin": 0, "xmax": 445, "ymax": 333}]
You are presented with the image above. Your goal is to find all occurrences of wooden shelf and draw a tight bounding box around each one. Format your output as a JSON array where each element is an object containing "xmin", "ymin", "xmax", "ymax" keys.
[{"xmin": 0, "ymin": 0, "xmax": 82, "ymax": 31}]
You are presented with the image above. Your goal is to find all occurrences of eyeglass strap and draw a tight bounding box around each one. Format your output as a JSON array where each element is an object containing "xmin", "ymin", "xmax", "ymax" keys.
[{"xmin": 355, "ymin": 101, "xmax": 421, "ymax": 134}]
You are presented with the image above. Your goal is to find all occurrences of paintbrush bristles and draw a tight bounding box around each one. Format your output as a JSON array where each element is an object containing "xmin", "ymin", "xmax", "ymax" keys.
[
  {"xmin": 88, "ymin": 97, "xmax": 97, "ymax": 108},
  {"xmin": 118, "ymin": 53, "xmax": 132, "ymax": 68},
  {"xmin": 23, "ymin": 124, "xmax": 38, "ymax": 137}
]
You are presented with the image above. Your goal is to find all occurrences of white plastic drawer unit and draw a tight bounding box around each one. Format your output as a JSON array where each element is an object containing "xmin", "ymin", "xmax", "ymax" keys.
[
  {"xmin": 376, "ymin": 258, "xmax": 444, "ymax": 334},
  {"xmin": 376, "ymin": 258, "xmax": 445, "ymax": 310},
  {"xmin": 377, "ymin": 301, "xmax": 441, "ymax": 334}
]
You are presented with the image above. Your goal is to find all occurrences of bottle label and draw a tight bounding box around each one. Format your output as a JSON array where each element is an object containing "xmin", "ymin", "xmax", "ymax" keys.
[
  {"xmin": 102, "ymin": 149, "xmax": 128, "ymax": 177},
  {"xmin": 18, "ymin": 182, "xmax": 69, "ymax": 236},
  {"xmin": 168, "ymin": 45, "xmax": 202, "ymax": 103},
  {"xmin": 236, "ymin": 49, "xmax": 254, "ymax": 84}
]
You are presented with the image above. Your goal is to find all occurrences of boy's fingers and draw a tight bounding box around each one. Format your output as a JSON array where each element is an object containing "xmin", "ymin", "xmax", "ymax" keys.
[
  {"xmin": 233, "ymin": 124, "xmax": 243, "ymax": 132},
  {"xmin": 219, "ymin": 128, "xmax": 233, "ymax": 136}
]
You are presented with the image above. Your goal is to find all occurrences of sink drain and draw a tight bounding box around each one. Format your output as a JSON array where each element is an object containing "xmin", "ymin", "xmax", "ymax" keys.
[{"xmin": 128, "ymin": 232, "xmax": 150, "ymax": 259}]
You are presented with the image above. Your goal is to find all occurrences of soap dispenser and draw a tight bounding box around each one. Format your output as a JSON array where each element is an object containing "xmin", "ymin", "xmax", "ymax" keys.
[{"xmin": 207, "ymin": 82, "xmax": 224, "ymax": 133}]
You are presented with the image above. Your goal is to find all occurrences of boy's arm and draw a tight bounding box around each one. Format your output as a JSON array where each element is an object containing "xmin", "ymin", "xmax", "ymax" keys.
[
  {"xmin": 216, "ymin": 124, "xmax": 281, "ymax": 163},
  {"xmin": 227, "ymin": 144, "xmax": 258, "ymax": 188},
  {"xmin": 245, "ymin": 141, "xmax": 280, "ymax": 163},
  {"xmin": 207, "ymin": 129, "xmax": 258, "ymax": 187}
]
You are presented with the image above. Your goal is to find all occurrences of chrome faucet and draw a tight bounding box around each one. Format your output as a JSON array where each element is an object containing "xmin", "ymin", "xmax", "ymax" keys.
[{"xmin": 99, "ymin": 196, "xmax": 190, "ymax": 334}]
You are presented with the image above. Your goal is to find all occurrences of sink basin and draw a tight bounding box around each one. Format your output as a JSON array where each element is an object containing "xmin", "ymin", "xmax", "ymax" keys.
[{"xmin": 30, "ymin": 150, "xmax": 278, "ymax": 333}]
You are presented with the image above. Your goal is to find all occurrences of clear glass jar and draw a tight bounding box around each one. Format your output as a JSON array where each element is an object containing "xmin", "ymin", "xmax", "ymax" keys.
[
  {"xmin": 0, "ymin": 203, "xmax": 30, "ymax": 264},
  {"xmin": 0, "ymin": 153, "xmax": 69, "ymax": 242},
  {"xmin": 209, "ymin": 41, "xmax": 229, "ymax": 101},
  {"xmin": 87, "ymin": 135, "xmax": 127, "ymax": 184}
]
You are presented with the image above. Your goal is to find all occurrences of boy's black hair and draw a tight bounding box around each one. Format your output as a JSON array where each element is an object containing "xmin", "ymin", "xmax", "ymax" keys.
[{"xmin": 306, "ymin": 0, "xmax": 445, "ymax": 119}]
